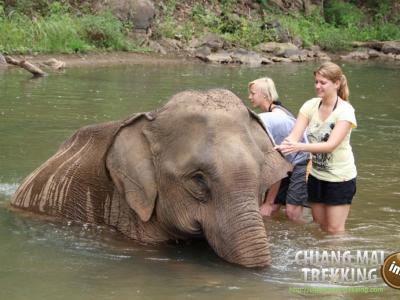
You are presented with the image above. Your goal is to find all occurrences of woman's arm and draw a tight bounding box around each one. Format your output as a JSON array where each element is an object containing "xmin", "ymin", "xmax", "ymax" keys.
[
  {"xmin": 276, "ymin": 120, "xmax": 352, "ymax": 154},
  {"xmin": 285, "ymin": 112, "xmax": 309, "ymax": 143}
]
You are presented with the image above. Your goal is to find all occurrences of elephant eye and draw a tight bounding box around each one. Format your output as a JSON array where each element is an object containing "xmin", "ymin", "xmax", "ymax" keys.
[
  {"xmin": 192, "ymin": 172, "xmax": 207, "ymax": 186},
  {"xmin": 186, "ymin": 171, "xmax": 210, "ymax": 203}
]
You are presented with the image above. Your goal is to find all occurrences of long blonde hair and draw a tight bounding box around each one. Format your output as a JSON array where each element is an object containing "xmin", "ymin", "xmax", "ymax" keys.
[
  {"xmin": 314, "ymin": 62, "xmax": 350, "ymax": 101},
  {"xmin": 248, "ymin": 77, "xmax": 279, "ymax": 102}
]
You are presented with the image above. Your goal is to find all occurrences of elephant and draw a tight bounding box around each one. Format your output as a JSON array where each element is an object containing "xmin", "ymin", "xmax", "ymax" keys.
[{"xmin": 11, "ymin": 89, "xmax": 291, "ymax": 268}]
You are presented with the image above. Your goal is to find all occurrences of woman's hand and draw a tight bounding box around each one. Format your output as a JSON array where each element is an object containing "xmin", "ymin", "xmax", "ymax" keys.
[
  {"xmin": 259, "ymin": 201, "xmax": 279, "ymax": 217},
  {"xmin": 275, "ymin": 139, "xmax": 303, "ymax": 155}
]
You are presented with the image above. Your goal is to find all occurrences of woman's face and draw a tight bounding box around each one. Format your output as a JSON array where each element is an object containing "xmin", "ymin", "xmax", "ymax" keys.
[
  {"xmin": 314, "ymin": 73, "xmax": 340, "ymax": 99},
  {"xmin": 248, "ymin": 84, "xmax": 267, "ymax": 109}
]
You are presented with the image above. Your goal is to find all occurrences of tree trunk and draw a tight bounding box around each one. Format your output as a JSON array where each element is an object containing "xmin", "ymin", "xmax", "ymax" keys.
[{"xmin": 5, "ymin": 56, "xmax": 46, "ymax": 77}]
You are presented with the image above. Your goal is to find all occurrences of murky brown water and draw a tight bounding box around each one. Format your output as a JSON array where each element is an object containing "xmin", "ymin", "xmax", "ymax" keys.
[{"xmin": 1, "ymin": 61, "xmax": 399, "ymax": 299}]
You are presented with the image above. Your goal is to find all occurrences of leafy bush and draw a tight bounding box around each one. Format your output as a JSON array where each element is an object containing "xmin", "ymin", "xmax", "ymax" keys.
[
  {"xmin": 219, "ymin": 17, "xmax": 268, "ymax": 48},
  {"xmin": 1, "ymin": 0, "xmax": 400, "ymax": 55},
  {"xmin": 324, "ymin": 0, "xmax": 364, "ymax": 27},
  {"xmin": 2, "ymin": 0, "xmax": 50, "ymax": 17},
  {"xmin": 80, "ymin": 12, "xmax": 132, "ymax": 50},
  {"xmin": 317, "ymin": 26, "xmax": 353, "ymax": 52},
  {"xmin": 0, "ymin": 9, "xmax": 138, "ymax": 54}
]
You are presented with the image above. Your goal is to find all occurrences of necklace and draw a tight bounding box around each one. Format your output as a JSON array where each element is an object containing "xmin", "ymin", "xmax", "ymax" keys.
[
  {"xmin": 319, "ymin": 95, "xmax": 339, "ymax": 111},
  {"xmin": 268, "ymin": 102, "xmax": 274, "ymax": 112}
]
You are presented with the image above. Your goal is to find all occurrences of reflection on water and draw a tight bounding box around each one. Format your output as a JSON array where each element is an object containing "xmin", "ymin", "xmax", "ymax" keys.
[{"xmin": 1, "ymin": 61, "xmax": 399, "ymax": 299}]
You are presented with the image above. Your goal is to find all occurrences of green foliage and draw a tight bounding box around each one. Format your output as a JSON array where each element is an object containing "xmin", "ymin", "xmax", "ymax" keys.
[
  {"xmin": 159, "ymin": 0, "xmax": 177, "ymax": 16},
  {"xmin": 278, "ymin": 13, "xmax": 346, "ymax": 52},
  {"xmin": 220, "ymin": 0, "xmax": 237, "ymax": 12},
  {"xmin": 316, "ymin": 26, "xmax": 354, "ymax": 52},
  {"xmin": 191, "ymin": 3, "xmax": 219, "ymax": 28},
  {"xmin": 1, "ymin": 1, "xmax": 400, "ymax": 55},
  {"xmin": 0, "ymin": 4, "xmax": 4, "ymax": 21},
  {"xmin": 2, "ymin": 0, "xmax": 50, "ymax": 17},
  {"xmin": 153, "ymin": 1, "xmax": 273, "ymax": 48},
  {"xmin": 218, "ymin": 17, "xmax": 268, "ymax": 48},
  {"xmin": 0, "ymin": 8, "xmax": 139, "ymax": 54},
  {"xmin": 324, "ymin": 0, "xmax": 364, "ymax": 27},
  {"xmin": 80, "ymin": 12, "xmax": 132, "ymax": 50},
  {"xmin": 47, "ymin": 1, "xmax": 71, "ymax": 16}
]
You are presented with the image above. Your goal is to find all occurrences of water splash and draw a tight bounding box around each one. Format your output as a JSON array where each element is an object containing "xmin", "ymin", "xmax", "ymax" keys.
[{"xmin": 0, "ymin": 183, "xmax": 18, "ymax": 197}]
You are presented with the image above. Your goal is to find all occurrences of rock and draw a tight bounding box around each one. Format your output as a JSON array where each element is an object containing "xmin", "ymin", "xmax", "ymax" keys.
[
  {"xmin": 99, "ymin": 0, "xmax": 155, "ymax": 32},
  {"xmin": 197, "ymin": 34, "xmax": 225, "ymax": 52},
  {"xmin": 367, "ymin": 49, "xmax": 381, "ymax": 58},
  {"xmin": 292, "ymin": 36, "xmax": 303, "ymax": 48},
  {"xmin": 257, "ymin": 42, "xmax": 298, "ymax": 57},
  {"xmin": 381, "ymin": 41, "xmax": 400, "ymax": 55},
  {"xmin": 195, "ymin": 46, "xmax": 212, "ymax": 61},
  {"xmin": 281, "ymin": 48, "xmax": 303, "ymax": 58},
  {"xmin": 257, "ymin": 42, "xmax": 282, "ymax": 53},
  {"xmin": 158, "ymin": 38, "xmax": 183, "ymax": 52},
  {"xmin": 205, "ymin": 52, "xmax": 232, "ymax": 64},
  {"xmin": 385, "ymin": 53, "xmax": 397, "ymax": 59},
  {"xmin": 352, "ymin": 41, "xmax": 400, "ymax": 55},
  {"xmin": 230, "ymin": 49, "xmax": 263, "ymax": 66},
  {"xmin": 271, "ymin": 57, "xmax": 292, "ymax": 63},
  {"xmin": 273, "ymin": 43, "xmax": 299, "ymax": 57},
  {"xmin": 310, "ymin": 45, "xmax": 321, "ymax": 53},
  {"xmin": 188, "ymin": 37, "xmax": 201, "ymax": 49},
  {"xmin": 315, "ymin": 51, "xmax": 331, "ymax": 61},
  {"xmin": 340, "ymin": 50, "xmax": 369, "ymax": 60},
  {"xmin": 0, "ymin": 53, "xmax": 6, "ymax": 66},
  {"xmin": 262, "ymin": 20, "xmax": 290, "ymax": 43},
  {"xmin": 148, "ymin": 40, "xmax": 167, "ymax": 55},
  {"xmin": 304, "ymin": 49, "xmax": 316, "ymax": 58},
  {"xmin": 395, "ymin": 55, "xmax": 400, "ymax": 60},
  {"xmin": 352, "ymin": 41, "xmax": 384, "ymax": 51},
  {"xmin": 42, "ymin": 58, "xmax": 66, "ymax": 70},
  {"xmin": 261, "ymin": 57, "xmax": 274, "ymax": 65},
  {"xmin": 289, "ymin": 52, "xmax": 308, "ymax": 62}
]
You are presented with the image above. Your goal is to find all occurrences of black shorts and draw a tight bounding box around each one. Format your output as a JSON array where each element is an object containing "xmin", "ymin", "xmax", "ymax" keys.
[
  {"xmin": 307, "ymin": 174, "xmax": 356, "ymax": 205},
  {"xmin": 275, "ymin": 161, "xmax": 308, "ymax": 206}
]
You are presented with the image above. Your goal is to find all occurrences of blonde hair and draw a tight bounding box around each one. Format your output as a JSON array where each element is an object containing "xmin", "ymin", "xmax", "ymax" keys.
[
  {"xmin": 314, "ymin": 62, "xmax": 350, "ymax": 101},
  {"xmin": 248, "ymin": 77, "xmax": 279, "ymax": 102}
]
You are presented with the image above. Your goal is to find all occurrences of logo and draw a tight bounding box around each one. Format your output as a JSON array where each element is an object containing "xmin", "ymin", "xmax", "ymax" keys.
[
  {"xmin": 381, "ymin": 252, "xmax": 400, "ymax": 289},
  {"xmin": 294, "ymin": 250, "xmax": 384, "ymax": 283}
]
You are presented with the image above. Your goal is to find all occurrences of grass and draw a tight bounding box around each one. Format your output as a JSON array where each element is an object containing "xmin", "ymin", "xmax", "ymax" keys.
[
  {"xmin": 0, "ymin": 1, "xmax": 399, "ymax": 54},
  {"xmin": 0, "ymin": 6, "xmax": 144, "ymax": 54}
]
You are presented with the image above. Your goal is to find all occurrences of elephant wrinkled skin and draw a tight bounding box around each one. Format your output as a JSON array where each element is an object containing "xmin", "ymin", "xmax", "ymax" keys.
[{"xmin": 11, "ymin": 89, "xmax": 291, "ymax": 267}]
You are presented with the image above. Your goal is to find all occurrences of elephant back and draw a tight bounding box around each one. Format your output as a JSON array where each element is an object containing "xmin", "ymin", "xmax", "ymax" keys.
[{"xmin": 11, "ymin": 121, "xmax": 121, "ymax": 224}]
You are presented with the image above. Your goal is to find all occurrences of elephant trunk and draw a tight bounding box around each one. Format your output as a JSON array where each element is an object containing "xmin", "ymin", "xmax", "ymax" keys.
[{"xmin": 204, "ymin": 192, "xmax": 271, "ymax": 268}]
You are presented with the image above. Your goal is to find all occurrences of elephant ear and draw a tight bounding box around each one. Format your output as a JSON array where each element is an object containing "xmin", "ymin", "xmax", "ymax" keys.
[
  {"xmin": 106, "ymin": 112, "xmax": 157, "ymax": 222},
  {"xmin": 247, "ymin": 108, "xmax": 293, "ymax": 187},
  {"xmin": 247, "ymin": 108, "xmax": 277, "ymax": 147}
]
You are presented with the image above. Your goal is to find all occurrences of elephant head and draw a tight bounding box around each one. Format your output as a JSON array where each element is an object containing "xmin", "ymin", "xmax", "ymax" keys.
[{"xmin": 106, "ymin": 89, "xmax": 291, "ymax": 267}]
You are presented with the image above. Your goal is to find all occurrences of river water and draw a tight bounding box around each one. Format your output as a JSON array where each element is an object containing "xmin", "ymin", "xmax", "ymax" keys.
[{"xmin": 0, "ymin": 60, "xmax": 399, "ymax": 299}]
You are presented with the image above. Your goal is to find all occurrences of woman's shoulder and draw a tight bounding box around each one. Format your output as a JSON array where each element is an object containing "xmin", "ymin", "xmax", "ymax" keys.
[
  {"xmin": 300, "ymin": 97, "xmax": 320, "ymax": 112},
  {"xmin": 340, "ymin": 100, "xmax": 355, "ymax": 110},
  {"xmin": 305, "ymin": 97, "xmax": 321, "ymax": 105},
  {"xmin": 336, "ymin": 99, "xmax": 356, "ymax": 114}
]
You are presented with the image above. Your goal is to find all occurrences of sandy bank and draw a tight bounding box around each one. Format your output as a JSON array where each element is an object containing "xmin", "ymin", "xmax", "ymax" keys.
[{"xmin": 2, "ymin": 52, "xmax": 201, "ymax": 70}]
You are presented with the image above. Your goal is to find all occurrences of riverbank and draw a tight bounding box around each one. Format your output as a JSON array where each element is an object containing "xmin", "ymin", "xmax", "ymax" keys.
[
  {"xmin": 1, "ymin": 1, "xmax": 400, "ymax": 68},
  {"xmin": 2, "ymin": 44, "xmax": 400, "ymax": 75},
  {"xmin": 0, "ymin": 52, "xmax": 195, "ymax": 69}
]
